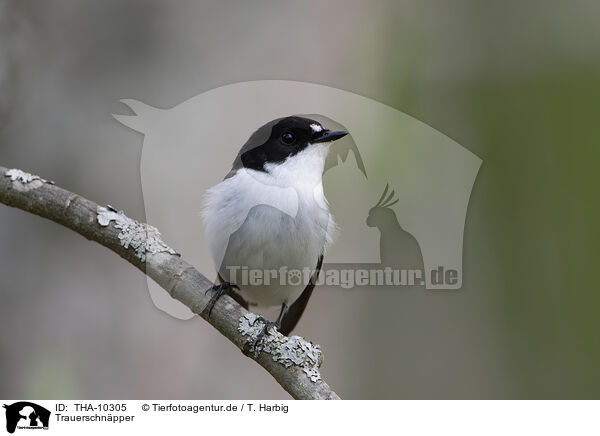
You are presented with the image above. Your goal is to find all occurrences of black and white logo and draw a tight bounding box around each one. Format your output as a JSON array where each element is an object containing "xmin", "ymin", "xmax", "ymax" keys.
[{"xmin": 3, "ymin": 402, "xmax": 50, "ymax": 434}]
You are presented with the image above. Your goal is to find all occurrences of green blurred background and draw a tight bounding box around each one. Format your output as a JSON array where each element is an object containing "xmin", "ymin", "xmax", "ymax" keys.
[{"xmin": 1, "ymin": 0, "xmax": 599, "ymax": 399}]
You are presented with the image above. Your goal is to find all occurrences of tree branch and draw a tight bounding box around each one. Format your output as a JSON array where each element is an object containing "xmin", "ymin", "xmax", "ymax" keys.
[{"xmin": 0, "ymin": 166, "xmax": 340, "ymax": 400}]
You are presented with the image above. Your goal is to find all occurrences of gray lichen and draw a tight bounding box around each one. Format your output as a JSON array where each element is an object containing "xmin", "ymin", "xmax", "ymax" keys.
[
  {"xmin": 238, "ymin": 313, "xmax": 323, "ymax": 382},
  {"xmin": 5, "ymin": 168, "xmax": 53, "ymax": 192},
  {"xmin": 97, "ymin": 205, "xmax": 178, "ymax": 262}
]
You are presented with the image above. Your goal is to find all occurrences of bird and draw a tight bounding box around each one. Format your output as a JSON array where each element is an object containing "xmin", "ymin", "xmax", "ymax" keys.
[{"xmin": 202, "ymin": 116, "xmax": 348, "ymax": 343}]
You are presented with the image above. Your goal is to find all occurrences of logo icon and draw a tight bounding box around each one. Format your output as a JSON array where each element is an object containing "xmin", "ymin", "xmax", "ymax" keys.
[
  {"xmin": 113, "ymin": 80, "xmax": 482, "ymax": 319},
  {"xmin": 3, "ymin": 402, "xmax": 50, "ymax": 434}
]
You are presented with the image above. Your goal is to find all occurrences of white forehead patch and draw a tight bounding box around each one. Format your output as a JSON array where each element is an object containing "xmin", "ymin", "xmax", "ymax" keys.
[{"xmin": 310, "ymin": 123, "xmax": 323, "ymax": 133}]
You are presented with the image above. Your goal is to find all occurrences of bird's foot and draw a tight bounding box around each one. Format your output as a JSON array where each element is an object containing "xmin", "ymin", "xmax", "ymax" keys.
[
  {"xmin": 242, "ymin": 316, "xmax": 280, "ymax": 355},
  {"xmin": 203, "ymin": 281, "xmax": 239, "ymax": 317}
]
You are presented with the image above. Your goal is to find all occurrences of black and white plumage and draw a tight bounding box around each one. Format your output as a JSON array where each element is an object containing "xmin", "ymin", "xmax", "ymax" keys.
[{"xmin": 202, "ymin": 116, "xmax": 348, "ymax": 335}]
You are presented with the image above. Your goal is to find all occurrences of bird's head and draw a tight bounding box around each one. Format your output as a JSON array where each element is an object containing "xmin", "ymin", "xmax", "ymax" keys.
[{"xmin": 237, "ymin": 116, "xmax": 348, "ymax": 174}]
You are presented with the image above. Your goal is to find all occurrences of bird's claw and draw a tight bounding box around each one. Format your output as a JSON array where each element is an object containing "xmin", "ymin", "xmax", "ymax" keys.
[
  {"xmin": 243, "ymin": 316, "xmax": 279, "ymax": 355},
  {"xmin": 203, "ymin": 281, "xmax": 239, "ymax": 317}
]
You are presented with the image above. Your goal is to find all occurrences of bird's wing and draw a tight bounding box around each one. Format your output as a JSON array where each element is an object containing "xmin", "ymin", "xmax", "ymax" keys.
[{"xmin": 279, "ymin": 254, "xmax": 324, "ymax": 336}]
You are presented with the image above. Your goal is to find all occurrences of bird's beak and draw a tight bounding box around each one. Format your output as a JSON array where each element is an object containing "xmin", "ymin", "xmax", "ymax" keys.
[{"xmin": 311, "ymin": 129, "xmax": 349, "ymax": 143}]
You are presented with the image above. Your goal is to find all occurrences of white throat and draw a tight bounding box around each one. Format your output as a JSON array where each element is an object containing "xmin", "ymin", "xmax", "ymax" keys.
[{"xmin": 262, "ymin": 143, "xmax": 331, "ymax": 188}]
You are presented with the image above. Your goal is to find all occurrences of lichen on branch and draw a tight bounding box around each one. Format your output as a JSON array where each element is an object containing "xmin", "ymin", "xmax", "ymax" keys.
[
  {"xmin": 4, "ymin": 168, "xmax": 53, "ymax": 192},
  {"xmin": 97, "ymin": 205, "xmax": 178, "ymax": 262},
  {"xmin": 238, "ymin": 313, "xmax": 323, "ymax": 382}
]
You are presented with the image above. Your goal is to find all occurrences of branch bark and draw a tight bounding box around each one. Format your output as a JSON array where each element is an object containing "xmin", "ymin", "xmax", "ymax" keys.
[{"xmin": 0, "ymin": 165, "xmax": 340, "ymax": 400}]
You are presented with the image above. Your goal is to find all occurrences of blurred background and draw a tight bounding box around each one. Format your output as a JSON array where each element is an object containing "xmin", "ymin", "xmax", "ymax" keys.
[{"xmin": 1, "ymin": 0, "xmax": 599, "ymax": 399}]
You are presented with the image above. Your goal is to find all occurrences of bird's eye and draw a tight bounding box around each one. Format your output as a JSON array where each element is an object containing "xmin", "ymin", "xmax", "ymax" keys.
[{"xmin": 281, "ymin": 132, "xmax": 295, "ymax": 145}]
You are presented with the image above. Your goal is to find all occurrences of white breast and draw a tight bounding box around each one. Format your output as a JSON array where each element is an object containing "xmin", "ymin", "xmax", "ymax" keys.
[{"xmin": 202, "ymin": 144, "xmax": 336, "ymax": 307}]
